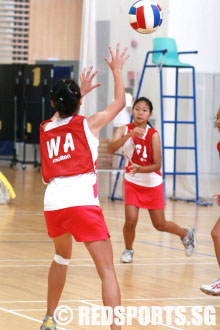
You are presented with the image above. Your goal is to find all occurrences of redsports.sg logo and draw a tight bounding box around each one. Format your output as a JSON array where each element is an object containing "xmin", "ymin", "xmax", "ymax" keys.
[{"xmin": 54, "ymin": 305, "xmax": 216, "ymax": 327}]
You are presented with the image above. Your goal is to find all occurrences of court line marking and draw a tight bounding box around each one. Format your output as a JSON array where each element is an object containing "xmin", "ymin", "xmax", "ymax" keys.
[
  {"xmin": 0, "ymin": 307, "xmax": 68, "ymax": 330},
  {"xmin": 0, "ymin": 256, "xmax": 215, "ymax": 262},
  {"xmin": 10, "ymin": 308, "xmax": 79, "ymax": 312},
  {"xmin": 0, "ymin": 262, "xmax": 217, "ymax": 268},
  {"xmin": 0, "ymin": 240, "xmax": 215, "ymax": 258},
  {"xmin": 0, "ymin": 296, "xmax": 218, "ymax": 304}
]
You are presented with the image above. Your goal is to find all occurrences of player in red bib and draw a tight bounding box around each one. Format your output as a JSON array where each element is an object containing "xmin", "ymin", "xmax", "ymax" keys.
[
  {"xmin": 201, "ymin": 107, "xmax": 220, "ymax": 295},
  {"xmin": 108, "ymin": 97, "xmax": 195, "ymax": 263},
  {"xmin": 40, "ymin": 43, "xmax": 129, "ymax": 330}
]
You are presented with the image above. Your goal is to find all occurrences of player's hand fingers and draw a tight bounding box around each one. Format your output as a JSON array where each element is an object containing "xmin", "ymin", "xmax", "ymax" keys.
[
  {"xmin": 121, "ymin": 47, "xmax": 128, "ymax": 58},
  {"xmin": 90, "ymin": 70, "xmax": 100, "ymax": 81},
  {"xmin": 108, "ymin": 45, "xmax": 114, "ymax": 59},
  {"xmin": 86, "ymin": 66, "xmax": 93, "ymax": 78},
  {"xmin": 116, "ymin": 42, "xmax": 120, "ymax": 57},
  {"xmin": 80, "ymin": 68, "xmax": 86, "ymax": 81}
]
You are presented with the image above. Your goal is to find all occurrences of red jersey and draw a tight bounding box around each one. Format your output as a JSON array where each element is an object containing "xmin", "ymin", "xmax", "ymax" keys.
[
  {"xmin": 126, "ymin": 123, "xmax": 161, "ymax": 176},
  {"xmin": 40, "ymin": 115, "xmax": 95, "ymax": 183}
]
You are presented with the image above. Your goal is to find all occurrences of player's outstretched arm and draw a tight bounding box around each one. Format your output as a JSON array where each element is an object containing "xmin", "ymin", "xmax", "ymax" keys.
[{"xmin": 88, "ymin": 43, "xmax": 129, "ymax": 138}]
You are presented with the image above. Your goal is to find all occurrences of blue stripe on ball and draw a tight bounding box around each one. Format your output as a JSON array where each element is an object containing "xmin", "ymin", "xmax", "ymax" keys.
[
  {"xmin": 151, "ymin": 5, "xmax": 160, "ymax": 28},
  {"xmin": 129, "ymin": 6, "xmax": 137, "ymax": 15}
]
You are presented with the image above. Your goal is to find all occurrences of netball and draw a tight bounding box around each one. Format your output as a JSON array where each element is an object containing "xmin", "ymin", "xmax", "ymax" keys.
[{"xmin": 128, "ymin": 0, "xmax": 163, "ymax": 34}]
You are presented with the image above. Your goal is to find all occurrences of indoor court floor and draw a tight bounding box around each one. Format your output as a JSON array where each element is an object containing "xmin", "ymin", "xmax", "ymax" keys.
[{"xmin": 0, "ymin": 165, "xmax": 219, "ymax": 329}]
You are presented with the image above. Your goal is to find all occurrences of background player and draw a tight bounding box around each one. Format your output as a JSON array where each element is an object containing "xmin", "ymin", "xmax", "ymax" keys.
[{"xmin": 108, "ymin": 97, "xmax": 195, "ymax": 263}]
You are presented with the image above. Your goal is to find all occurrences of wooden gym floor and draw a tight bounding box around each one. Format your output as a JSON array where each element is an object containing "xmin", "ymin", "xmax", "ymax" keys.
[{"xmin": 0, "ymin": 165, "xmax": 219, "ymax": 330}]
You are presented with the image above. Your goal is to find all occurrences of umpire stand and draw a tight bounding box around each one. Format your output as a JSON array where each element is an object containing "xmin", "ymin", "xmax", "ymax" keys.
[{"xmin": 136, "ymin": 37, "xmax": 211, "ymax": 206}]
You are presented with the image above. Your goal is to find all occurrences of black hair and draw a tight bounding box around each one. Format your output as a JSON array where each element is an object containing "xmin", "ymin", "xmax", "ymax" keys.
[
  {"xmin": 132, "ymin": 97, "xmax": 153, "ymax": 113},
  {"xmin": 49, "ymin": 79, "xmax": 81, "ymax": 117}
]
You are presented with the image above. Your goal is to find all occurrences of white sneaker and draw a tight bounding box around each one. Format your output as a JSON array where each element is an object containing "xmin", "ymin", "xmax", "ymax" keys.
[
  {"xmin": 200, "ymin": 279, "xmax": 220, "ymax": 296},
  {"xmin": 181, "ymin": 226, "xmax": 196, "ymax": 257},
  {"xmin": 120, "ymin": 249, "xmax": 134, "ymax": 263}
]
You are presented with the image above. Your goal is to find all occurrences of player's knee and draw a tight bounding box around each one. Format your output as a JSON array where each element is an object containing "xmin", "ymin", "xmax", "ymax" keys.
[
  {"xmin": 54, "ymin": 254, "xmax": 71, "ymax": 266},
  {"xmin": 124, "ymin": 220, "xmax": 137, "ymax": 231},
  {"xmin": 99, "ymin": 263, "xmax": 115, "ymax": 280},
  {"xmin": 153, "ymin": 221, "xmax": 166, "ymax": 232},
  {"xmin": 55, "ymin": 247, "xmax": 72, "ymax": 259}
]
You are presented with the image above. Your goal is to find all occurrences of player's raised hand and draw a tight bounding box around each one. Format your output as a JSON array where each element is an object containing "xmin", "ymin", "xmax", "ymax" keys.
[
  {"xmin": 104, "ymin": 42, "xmax": 129, "ymax": 71},
  {"xmin": 80, "ymin": 66, "xmax": 102, "ymax": 97}
]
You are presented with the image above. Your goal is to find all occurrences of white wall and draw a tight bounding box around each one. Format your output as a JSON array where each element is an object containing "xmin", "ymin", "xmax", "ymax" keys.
[{"xmin": 168, "ymin": 0, "xmax": 220, "ymax": 73}]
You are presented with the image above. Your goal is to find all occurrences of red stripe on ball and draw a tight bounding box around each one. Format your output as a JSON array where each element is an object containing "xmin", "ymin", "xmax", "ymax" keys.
[
  {"xmin": 137, "ymin": 6, "xmax": 146, "ymax": 29},
  {"xmin": 130, "ymin": 22, "xmax": 139, "ymax": 30}
]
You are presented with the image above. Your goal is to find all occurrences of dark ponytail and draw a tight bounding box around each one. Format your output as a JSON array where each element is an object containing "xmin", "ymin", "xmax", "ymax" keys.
[{"xmin": 50, "ymin": 79, "xmax": 81, "ymax": 117}]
